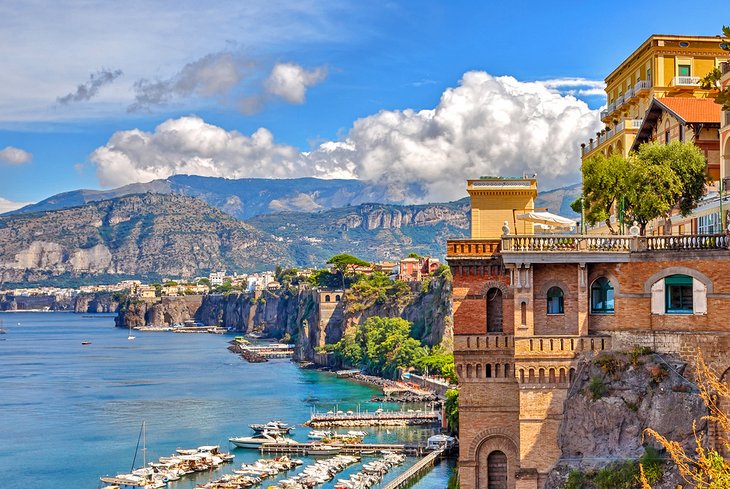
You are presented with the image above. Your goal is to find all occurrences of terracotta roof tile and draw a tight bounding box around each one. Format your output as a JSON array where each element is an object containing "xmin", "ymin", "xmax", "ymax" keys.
[{"xmin": 656, "ymin": 97, "xmax": 721, "ymax": 124}]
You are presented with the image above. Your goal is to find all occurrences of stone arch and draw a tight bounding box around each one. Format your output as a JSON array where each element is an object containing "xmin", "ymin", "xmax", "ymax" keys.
[
  {"xmin": 643, "ymin": 267, "xmax": 714, "ymax": 294},
  {"xmin": 476, "ymin": 364, "xmax": 482, "ymax": 378},
  {"xmin": 481, "ymin": 280, "xmax": 512, "ymax": 298},
  {"xmin": 616, "ymin": 139, "xmax": 624, "ymax": 155},
  {"xmin": 538, "ymin": 278, "xmax": 570, "ymax": 297},
  {"xmin": 467, "ymin": 429, "xmax": 519, "ymax": 489},
  {"xmin": 588, "ymin": 271, "xmax": 621, "ymax": 296}
]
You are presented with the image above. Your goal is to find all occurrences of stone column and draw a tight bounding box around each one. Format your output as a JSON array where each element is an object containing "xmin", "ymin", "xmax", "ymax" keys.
[{"xmin": 577, "ymin": 263, "xmax": 589, "ymax": 336}]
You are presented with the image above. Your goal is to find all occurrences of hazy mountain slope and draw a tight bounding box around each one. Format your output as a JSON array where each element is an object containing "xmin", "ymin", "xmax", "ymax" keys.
[{"xmin": 0, "ymin": 194, "xmax": 293, "ymax": 284}]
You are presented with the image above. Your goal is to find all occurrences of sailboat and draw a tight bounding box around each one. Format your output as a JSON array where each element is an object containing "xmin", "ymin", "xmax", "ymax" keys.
[
  {"xmin": 100, "ymin": 421, "xmax": 165, "ymax": 488},
  {"xmin": 128, "ymin": 322, "xmax": 135, "ymax": 340}
]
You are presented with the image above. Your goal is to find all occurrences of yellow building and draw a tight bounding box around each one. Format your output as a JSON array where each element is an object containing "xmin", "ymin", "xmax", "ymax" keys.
[
  {"xmin": 581, "ymin": 34, "xmax": 727, "ymax": 161},
  {"xmin": 467, "ymin": 177, "xmax": 537, "ymax": 239}
]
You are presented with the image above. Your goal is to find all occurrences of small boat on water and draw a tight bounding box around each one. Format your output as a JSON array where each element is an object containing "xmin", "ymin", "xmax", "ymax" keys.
[
  {"xmin": 307, "ymin": 430, "xmax": 333, "ymax": 439},
  {"xmin": 229, "ymin": 430, "xmax": 298, "ymax": 449},
  {"xmin": 81, "ymin": 341, "xmax": 92, "ymax": 345},
  {"xmin": 307, "ymin": 444, "xmax": 341, "ymax": 456},
  {"xmin": 250, "ymin": 420, "xmax": 294, "ymax": 434}
]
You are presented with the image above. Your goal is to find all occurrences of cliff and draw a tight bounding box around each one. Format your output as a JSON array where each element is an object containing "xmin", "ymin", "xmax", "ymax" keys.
[
  {"xmin": 545, "ymin": 350, "xmax": 706, "ymax": 489},
  {"xmin": 0, "ymin": 193, "xmax": 292, "ymax": 283},
  {"xmin": 115, "ymin": 275, "xmax": 453, "ymax": 362}
]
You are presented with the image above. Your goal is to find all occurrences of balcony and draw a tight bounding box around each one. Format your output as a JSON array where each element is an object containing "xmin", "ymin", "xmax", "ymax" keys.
[
  {"xmin": 446, "ymin": 239, "xmax": 501, "ymax": 258},
  {"xmin": 499, "ymin": 233, "xmax": 729, "ymax": 263},
  {"xmin": 634, "ymin": 79, "xmax": 651, "ymax": 94},
  {"xmin": 581, "ymin": 119, "xmax": 643, "ymax": 156},
  {"xmin": 600, "ymin": 109, "xmax": 609, "ymax": 121},
  {"xmin": 670, "ymin": 76, "xmax": 700, "ymax": 87}
]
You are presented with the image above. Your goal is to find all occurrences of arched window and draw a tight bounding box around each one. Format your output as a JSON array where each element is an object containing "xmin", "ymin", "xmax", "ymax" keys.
[
  {"xmin": 335, "ymin": 294, "xmax": 341, "ymax": 302},
  {"xmin": 590, "ymin": 277, "xmax": 614, "ymax": 314},
  {"xmin": 546, "ymin": 286, "xmax": 564, "ymax": 314},
  {"xmin": 324, "ymin": 295, "xmax": 331, "ymax": 302},
  {"xmin": 665, "ymin": 274, "xmax": 693, "ymax": 314},
  {"xmin": 486, "ymin": 288, "xmax": 503, "ymax": 333}
]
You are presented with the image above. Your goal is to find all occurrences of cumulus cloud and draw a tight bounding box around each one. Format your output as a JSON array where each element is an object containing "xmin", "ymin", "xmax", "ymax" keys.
[
  {"xmin": 57, "ymin": 68, "xmax": 123, "ymax": 104},
  {"xmin": 0, "ymin": 197, "xmax": 31, "ymax": 213},
  {"xmin": 90, "ymin": 116, "xmax": 303, "ymax": 187},
  {"xmin": 264, "ymin": 63, "xmax": 327, "ymax": 104},
  {"xmin": 130, "ymin": 52, "xmax": 248, "ymax": 111},
  {"xmin": 0, "ymin": 146, "xmax": 32, "ymax": 165},
  {"xmin": 91, "ymin": 71, "xmax": 603, "ymax": 201}
]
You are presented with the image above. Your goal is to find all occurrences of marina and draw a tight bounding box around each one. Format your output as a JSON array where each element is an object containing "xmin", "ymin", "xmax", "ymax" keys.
[
  {"xmin": 0, "ymin": 312, "xmax": 454, "ymax": 489},
  {"xmin": 307, "ymin": 408, "xmax": 440, "ymax": 428}
]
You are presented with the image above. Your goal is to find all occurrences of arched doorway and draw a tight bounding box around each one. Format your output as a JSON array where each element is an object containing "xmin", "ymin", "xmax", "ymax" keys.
[
  {"xmin": 486, "ymin": 288, "xmax": 503, "ymax": 332},
  {"xmin": 487, "ymin": 450, "xmax": 508, "ymax": 489}
]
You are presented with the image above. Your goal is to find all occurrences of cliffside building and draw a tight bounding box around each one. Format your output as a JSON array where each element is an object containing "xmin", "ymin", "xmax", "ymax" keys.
[
  {"xmin": 448, "ymin": 177, "xmax": 730, "ymax": 489},
  {"xmin": 581, "ymin": 34, "xmax": 727, "ymax": 161}
]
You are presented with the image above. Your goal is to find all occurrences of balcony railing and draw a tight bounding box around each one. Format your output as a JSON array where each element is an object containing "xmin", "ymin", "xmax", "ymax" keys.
[
  {"xmin": 671, "ymin": 76, "xmax": 700, "ymax": 87},
  {"xmin": 581, "ymin": 119, "xmax": 643, "ymax": 156},
  {"xmin": 600, "ymin": 109, "xmax": 609, "ymax": 120},
  {"xmin": 502, "ymin": 235, "xmax": 632, "ymax": 252},
  {"xmin": 634, "ymin": 79, "xmax": 651, "ymax": 93},
  {"xmin": 446, "ymin": 239, "xmax": 501, "ymax": 258},
  {"xmin": 500, "ymin": 234, "xmax": 729, "ymax": 253},
  {"xmin": 645, "ymin": 234, "xmax": 729, "ymax": 250}
]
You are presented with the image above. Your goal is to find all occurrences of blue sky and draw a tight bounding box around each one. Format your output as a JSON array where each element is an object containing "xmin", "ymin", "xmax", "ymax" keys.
[{"xmin": 0, "ymin": 1, "xmax": 725, "ymax": 209}]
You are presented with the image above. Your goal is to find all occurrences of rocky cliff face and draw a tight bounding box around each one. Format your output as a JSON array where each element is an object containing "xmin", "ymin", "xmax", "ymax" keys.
[
  {"xmin": 545, "ymin": 350, "xmax": 706, "ymax": 489},
  {"xmin": 116, "ymin": 276, "xmax": 452, "ymax": 362},
  {"xmin": 74, "ymin": 292, "xmax": 125, "ymax": 313},
  {"xmin": 0, "ymin": 193, "xmax": 292, "ymax": 283}
]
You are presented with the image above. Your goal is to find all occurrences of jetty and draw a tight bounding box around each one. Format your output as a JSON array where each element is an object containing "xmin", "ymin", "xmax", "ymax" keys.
[
  {"xmin": 306, "ymin": 408, "xmax": 440, "ymax": 428},
  {"xmin": 228, "ymin": 340, "xmax": 295, "ymax": 363},
  {"xmin": 258, "ymin": 442, "xmax": 430, "ymax": 456},
  {"xmin": 381, "ymin": 449, "xmax": 444, "ymax": 489}
]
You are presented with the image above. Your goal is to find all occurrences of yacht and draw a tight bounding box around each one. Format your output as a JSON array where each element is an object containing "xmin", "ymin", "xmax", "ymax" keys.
[
  {"xmin": 250, "ymin": 420, "xmax": 294, "ymax": 434},
  {"xmin": 228, "ymin": 430, "xmax": 298, "ymax": 449}
]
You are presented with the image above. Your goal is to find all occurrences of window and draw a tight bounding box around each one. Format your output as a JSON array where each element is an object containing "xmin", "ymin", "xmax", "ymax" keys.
[
  {"xmin": 646, "ymin": 67, "xmax": 651, "ymax": 83},
  {"xmin": 665, "ymin": 275, "xmax": 693, "ymax": 314},
  {"xmin": 679, "ymin": 125, "xmax": 685, "ymax": 142},
  {"xmin": 665, "ymin": 131, "xmax": 670, "ymax": 144},
  {"xmin": 678, "ymin": 64, "xmax": 691, "ymax": 77},
  {"xmin": 591, "ymin": 277, "xmax": 614, "ymax": 314},
  {"xmin": 698, "ymin": 212, "xmax": 721, "ymax": 234},
  {"xmin": 546, "ymin": 287, "xmax": 564, "ymax": 314}
]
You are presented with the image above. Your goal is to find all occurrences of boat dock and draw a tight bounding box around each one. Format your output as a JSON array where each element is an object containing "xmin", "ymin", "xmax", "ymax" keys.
[
  {"xmin": 307, "ymin": 409, "xmax": 440, "ymax": 427},
  {"xmin": 228, "ymin": 340, "xmax": 296, "ymax": 362},
  {"xmin": 258, "ymin": 442, "xmax": 430, "ymax": 456},
  {"xmin": 381, "ymin": 449, "xmax": 444, "ymax": 489}
]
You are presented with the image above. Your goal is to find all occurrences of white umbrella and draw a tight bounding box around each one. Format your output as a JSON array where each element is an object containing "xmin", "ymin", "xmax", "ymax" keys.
[{"xmin": 515, "ymin": 211, "xmax": 576, "ymax": 229}]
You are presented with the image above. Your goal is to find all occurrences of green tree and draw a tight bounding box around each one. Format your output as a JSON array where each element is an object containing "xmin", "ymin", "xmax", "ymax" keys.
[
  {"xmin": 581, "ymin": 152, "xmax": 630, "ymax": 233},
  {"xmin": 626, "ymin": 141, "xmax": 707, "ymax": 233},
  {"xmin": 445, "ymin": 389, "xmax": 459, "ymax": 434},
  {"xmin": 699, "ymin": 26, "xmax": 730, "ymax": 111},
  {"xmin": 326, "ymin": 254, "xmax": 370, "ymax": 290},
  {"xmin": 197, "ymin": 278, "xmax": 211, "ymax": 287}
]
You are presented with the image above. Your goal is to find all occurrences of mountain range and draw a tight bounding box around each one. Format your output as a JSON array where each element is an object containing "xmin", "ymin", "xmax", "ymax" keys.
[{"xmin": 0, "ymin": 176, "xmax": 581, "ymax": 285}]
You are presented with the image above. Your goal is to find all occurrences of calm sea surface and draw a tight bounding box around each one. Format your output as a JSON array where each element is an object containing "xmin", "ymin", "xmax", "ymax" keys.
[{"xmin": 0, "ymin": 312, "xmax": 453, "ymax": 489}]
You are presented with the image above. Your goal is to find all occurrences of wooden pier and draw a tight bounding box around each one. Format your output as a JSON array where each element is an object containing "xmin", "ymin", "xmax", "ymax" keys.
[
  {"xmin": 258, "ymin": 442, "xmax": 429, "ymax": 456},
  {"xmin": 381, "ymin": 449, "xmax": 444, "ymax": 489},
  {"xmin": 307, "ymin": 409, "xmax": 440, "ymax": 427}
]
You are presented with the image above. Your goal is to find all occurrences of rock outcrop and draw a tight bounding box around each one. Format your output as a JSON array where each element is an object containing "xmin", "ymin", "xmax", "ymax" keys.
[{"xmin": 545, "ymin": 350, "xmax": 707, "ymax": 489}]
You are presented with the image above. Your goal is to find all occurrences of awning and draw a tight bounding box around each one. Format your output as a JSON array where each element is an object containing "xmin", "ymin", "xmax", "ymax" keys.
[{"xmin": 516, "ymin": 211, "xmax": 577, "ymax": 229}]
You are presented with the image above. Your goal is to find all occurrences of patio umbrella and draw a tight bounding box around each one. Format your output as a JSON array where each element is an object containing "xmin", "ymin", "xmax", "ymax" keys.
[{"xmin": 515, "ymin": 211, "xmax": 577, "ymax": 229}]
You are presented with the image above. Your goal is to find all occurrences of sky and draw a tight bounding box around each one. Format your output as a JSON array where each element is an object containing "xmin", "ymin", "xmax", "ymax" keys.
[{"xmin": 0, "ymin": 1, "xmax": 725, "ymax": 211}]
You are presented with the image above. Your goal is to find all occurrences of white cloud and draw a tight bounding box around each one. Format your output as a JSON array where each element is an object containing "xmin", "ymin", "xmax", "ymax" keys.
[
  {"xmin": 0, "ymin": 146, "xmax": 32, "ymax": 165},
  {"xmin": 90, "ymin": 116, "xmax": 303, "ymax": 187},
  {"xmin": 536, "ymin": 77, "xmax": 606, "ymax": 98},
  {"xmin": 90, "ymin": 71, "xmax": 603, "ymax": 201},
  {"xmin": 264, "ymin": 63, "xmax": 327, "ymax": 104},
  {"xmin": 0, "ymin": 197, "xmax": 31, "ymax": 213}
]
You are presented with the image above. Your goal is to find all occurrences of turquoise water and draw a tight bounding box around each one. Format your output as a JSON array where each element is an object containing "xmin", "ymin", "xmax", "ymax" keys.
[{"xmin": 0, "ymin": 312, "xmax": 453, "ymax": 489}]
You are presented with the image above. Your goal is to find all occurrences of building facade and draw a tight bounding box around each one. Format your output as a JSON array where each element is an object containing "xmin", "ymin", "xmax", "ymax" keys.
[
  {"xmin": 581, "ymin": 35, "xmax": 727, "ymax": 161},
  {"xmin": 448, "ymin": 177, "xmax": 730, "ymax": 489}
]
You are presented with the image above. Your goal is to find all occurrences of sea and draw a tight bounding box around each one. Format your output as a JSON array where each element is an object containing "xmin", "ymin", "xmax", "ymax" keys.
[{"xmin": 0, "ymin": 312, "xmax": 453, "ymax": 489}]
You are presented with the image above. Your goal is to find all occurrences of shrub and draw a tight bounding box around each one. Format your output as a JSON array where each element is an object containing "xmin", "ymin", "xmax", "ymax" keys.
[
  {"xmin": 595, "ymin": 354, "xmax": 623, "ymax": 377},
  {"xmin": 639, "ymin": 446, "xmax": 664, "ymax": 485},
  {"xmin": 564, "ymin": 469, "xmax": 587, "ymax": 489},
  {"xmin": 628, "ymin": 345, "xmax": 653, "ymax": 366},
  {"xmin": 594, "ymin": 460, "xmax": 638, "ymax": 489},
  {"xmin": 588, "ymin": 376, "xmax": 608, "ymax": 401}
]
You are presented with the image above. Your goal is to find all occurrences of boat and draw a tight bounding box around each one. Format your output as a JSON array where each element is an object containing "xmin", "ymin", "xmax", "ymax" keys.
[
  {"xmin": 100, "ymin": 421, "xmax": 166, "ymax": 488},
  {"xmin": 307, "ymin": 444, "xmax": 341, "ymax": 456},
  {"xmin": 229, "ymin": 430, "xmax": 298, "ymax": 449},
  {"xmin": 250, "ymin": 420, "xmax": 294, "ymax": 434},
  {"xmin": 307, "ymin": 430, "xmax": 332, "ymax": 439},
  {"xmin": 426, "ymin": 433, "xmax": 457, "ymax": 450},
  {"xmin": 346, "ymin": 430, "xmax": 368, "ymax": 437},
  {"xmin": 81, "ymin": 341, "xmax": 92, "ymax": 345},
  {"xmin": 128, "ymin": 321, "xmax": 135, "ymax": 340}
]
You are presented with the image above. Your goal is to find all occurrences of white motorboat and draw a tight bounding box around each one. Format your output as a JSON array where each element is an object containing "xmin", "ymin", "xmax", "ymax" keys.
[
  {"xmin": 229, "ymin": 430, "xmax": 298, "ymax": 449},
  {"xmin": 307, "ymin": 444, "xmax": 341, "ymax": 456},
  {"xmin": 307, "ymin": 430, "xmax": 333, "ymax": 439}
]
